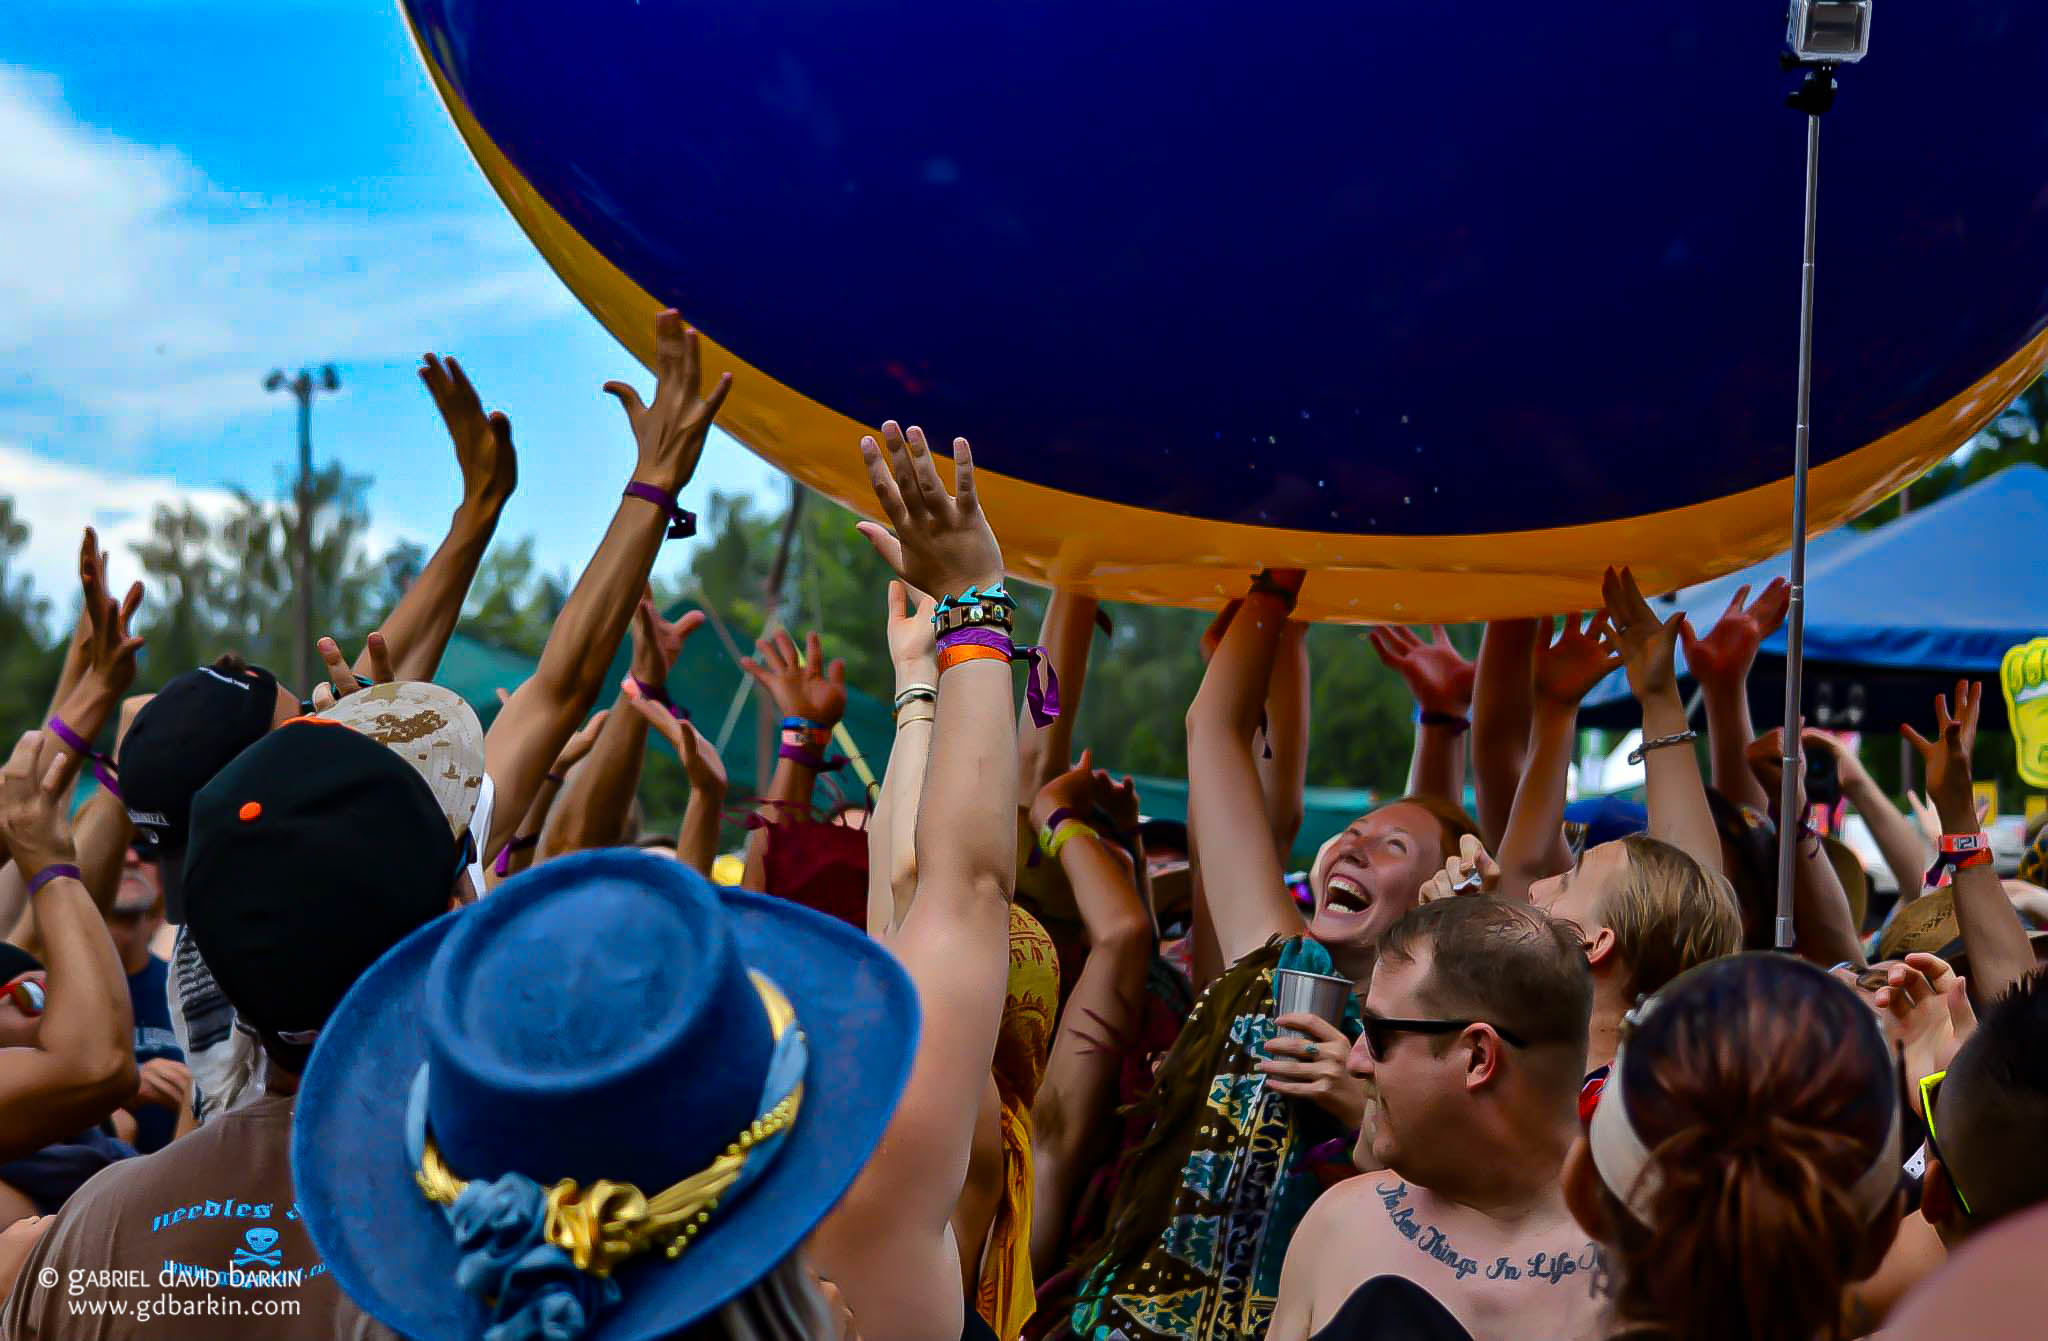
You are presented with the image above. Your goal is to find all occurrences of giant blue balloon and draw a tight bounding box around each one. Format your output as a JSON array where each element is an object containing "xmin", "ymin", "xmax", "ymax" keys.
[{"xmin": 401, "ymin": 2, "xmax": 2048, "ymax": 621}]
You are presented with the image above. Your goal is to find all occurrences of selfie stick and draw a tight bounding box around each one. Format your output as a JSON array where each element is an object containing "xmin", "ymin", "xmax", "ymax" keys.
[{"xmin": 1774, "ymin": 51, "xmax": 1847, "ymax": 951}]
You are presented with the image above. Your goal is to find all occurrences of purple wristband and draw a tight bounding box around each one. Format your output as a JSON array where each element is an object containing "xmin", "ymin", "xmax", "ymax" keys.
[
  {"xmin": 935, "ymin": 629, "xmax": 1061, "ymax": 727},
  {"xmin": 45, "ymin": 716, "xmax": 122, "ymax": 800},
  {"xmin": 778, "ymin": 741, "xmax": 847, "ymax": 773},
  {"xmin": 634, "ymin": 678, "xmax": 688, "ymax": 720},
  {"xmin": 27, "ymin": 864, "xmax": 82, "ymax": 895},
  {"xmin": 623, "ymin": 482, "xmax": 698, "ymax": 540},
  {"xmin": 492, "ymin": 834, "xmax": 541, "ymax": 878}
]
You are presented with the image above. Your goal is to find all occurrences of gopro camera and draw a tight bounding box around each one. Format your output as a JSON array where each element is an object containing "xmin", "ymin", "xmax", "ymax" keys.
[{"xmin": 1788, "ymin": 0, "xmax": 1872, "ymax": 64}]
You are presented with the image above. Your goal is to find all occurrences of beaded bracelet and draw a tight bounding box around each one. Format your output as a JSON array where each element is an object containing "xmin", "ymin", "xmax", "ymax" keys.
[
  {"xmin": 931, "ymin": 584, "xmax": 1019, "ymax": 635},
  {"xmin": 1627, "ymin": 729, "xmax": 1698, "ymax": 766}
]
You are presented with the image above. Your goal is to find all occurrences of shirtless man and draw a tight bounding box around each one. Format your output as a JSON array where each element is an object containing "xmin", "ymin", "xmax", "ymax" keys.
[{"xmin": 1270, "ymin": 897, "xmax": 1606, "ymax": 1341}]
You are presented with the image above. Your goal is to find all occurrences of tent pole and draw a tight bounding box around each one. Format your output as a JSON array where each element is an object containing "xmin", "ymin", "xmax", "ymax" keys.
[{"xmin": 1774, "ymin": 107, "xmax": 1823, "ymax": 951}]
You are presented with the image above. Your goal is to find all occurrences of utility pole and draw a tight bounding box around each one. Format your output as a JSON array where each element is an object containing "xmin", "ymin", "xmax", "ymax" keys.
[
  {"xmin": 756, "ymin": 479, "xmax": 808, "ymax": 786},
  {"xmin": 264, "ymin": 365, "xmax": 341, "ymax": 696}
]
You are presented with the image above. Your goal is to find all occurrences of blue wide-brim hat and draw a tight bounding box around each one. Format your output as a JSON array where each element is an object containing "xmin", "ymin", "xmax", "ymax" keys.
[{"xmin": 291, "ymin": 848, "xmax": 919, "ymax": 1341}]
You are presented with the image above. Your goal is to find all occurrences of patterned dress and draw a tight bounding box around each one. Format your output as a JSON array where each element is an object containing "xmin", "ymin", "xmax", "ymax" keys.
[{"xmin": 1072, "ymin": 938, "xmax": 1358, "ymax": 1340}]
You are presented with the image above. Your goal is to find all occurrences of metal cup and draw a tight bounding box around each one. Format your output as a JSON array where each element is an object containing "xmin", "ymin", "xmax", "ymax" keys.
[{"xmin": 1272, "ymin": 968, "xmax": 1354, "ymax": 1039}]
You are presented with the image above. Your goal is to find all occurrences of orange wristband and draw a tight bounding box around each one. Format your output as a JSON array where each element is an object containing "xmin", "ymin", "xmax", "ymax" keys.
[{"xmin": 938, "ymin": 644, "xmax": 1011, "ymax": 673}]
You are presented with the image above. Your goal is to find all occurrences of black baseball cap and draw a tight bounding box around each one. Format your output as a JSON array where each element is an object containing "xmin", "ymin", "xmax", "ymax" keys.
[
  {"xmin": 182, "ymin": 720, "xmax": 459, "ymax": 1070},
  {"xmin": 119, "ymin": 662, "xmax": 282, "ymax": 920}
]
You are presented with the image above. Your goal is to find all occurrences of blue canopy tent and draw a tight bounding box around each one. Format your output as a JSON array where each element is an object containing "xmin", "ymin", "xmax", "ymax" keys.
[{"xmin": 1581, "ymin": 464, "xmax": 2048, "ymax": 733}]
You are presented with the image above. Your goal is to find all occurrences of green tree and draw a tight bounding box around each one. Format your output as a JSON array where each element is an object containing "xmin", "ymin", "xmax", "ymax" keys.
[{"xmin": 0, "ymin": 498, "xmax": 58, "ymax": 746}]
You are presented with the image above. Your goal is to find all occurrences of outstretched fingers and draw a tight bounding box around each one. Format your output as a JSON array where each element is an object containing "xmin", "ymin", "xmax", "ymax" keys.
[{"xmin": 901, "ymin": 425, "xmax": 951, "ymax": 516}]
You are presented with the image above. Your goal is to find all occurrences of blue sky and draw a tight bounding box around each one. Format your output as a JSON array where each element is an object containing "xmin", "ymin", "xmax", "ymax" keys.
[{"xmin": 0, "ymin": 0, "xmax": 781, "ymax": 612}]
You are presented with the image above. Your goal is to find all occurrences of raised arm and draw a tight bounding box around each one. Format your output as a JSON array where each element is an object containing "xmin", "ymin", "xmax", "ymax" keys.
[
  {"xmin": 813, "ymin": 423, "xmax": 1014, "ymax": 1341},
  {"xmin": 359, "ymin": 354, "xmax": 519, "ymax": 682},
  {"xmin": 1370, "ymin": 625, "xmax": 1475, "ymax": 809},
  {"xmin": 1905, "ymin": 681, "xmax": 2034, "ymax": 999},
  {"xmin": 1809, "ymin": 729, "xmax": 1929, "ymax": 904},
  {"xmin": 1027, "ymin": 765, "xmax": 1152, "ymax": 1278},
  {"xmin": 1603, "ymin": 567, "xmax": 1723, "ymax": 875},
  {"xmin": 483, "ymin": 311, "xmax": 730, "ymax": 860},
  {"xmin": 1746, "ymin": 728, "xmax": 1866, "ymax": 969},
  {"xmin": 545, "ymin": 599, "xmax": 703, "ymax": 857},
  {"xmin": 1681, "ymin": 579, "xmax": 1789, "ymax": 815},
  {"xmin": 1471, "ymin": 618, "xmax": 1541, "ymax": 849},
  {"xmin": 1017, "ymin": 589, "xmax": 1099, "ymax": 799},
  {"xmin": 1496, "ymin": 614, "xmax": 1619, "ymax": 900},
  {"xmin": 485, "ymin": 704, "xmax": 608, "ymax": 888},
  {"xmin": 737, "ymin": 629, "xmax": 848, "ymax": 892},
  {"xmin": 1186, "ymin": 571, "xmax": 1307, "ymax": 968},
  {"xmin": 626, "ymin": 692, "xmax": 729, "ymax": 877},
  {"xmin": 1260, "ymin": 620, "xmax": 1312, "ymax": 854},
  {"xmin": 869, "ymin": 581, "xmax": 939, "ymax": 938},
  {"xmin": 0, "ymin": 732, "xmax": 136, "ymax": 1160}
]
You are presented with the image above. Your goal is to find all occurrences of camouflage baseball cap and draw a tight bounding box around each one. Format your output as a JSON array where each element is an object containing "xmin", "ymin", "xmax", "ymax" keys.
[{"xmin": 317, "ymin": 682, "xmax": 485, "ymax": 839}]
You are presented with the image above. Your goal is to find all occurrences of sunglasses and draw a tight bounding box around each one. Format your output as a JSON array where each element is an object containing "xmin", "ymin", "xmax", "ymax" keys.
[
  {"xmin": 3, "ymin": 973, "xmax": 46, "ymax": 1018},
  {"xmin": 1360, "ymin": 1014, "xmax": 1528, "ymax": 1062},
  {"xmin": 1919, "ymin": 1070, "xmax": 1973, "ymax": 1217}
]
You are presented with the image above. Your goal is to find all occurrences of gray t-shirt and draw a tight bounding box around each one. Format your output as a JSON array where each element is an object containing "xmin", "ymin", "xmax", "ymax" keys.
[{"xmin": 0, "ymin": 1093, "xmax": 392, "ymax": 1340}]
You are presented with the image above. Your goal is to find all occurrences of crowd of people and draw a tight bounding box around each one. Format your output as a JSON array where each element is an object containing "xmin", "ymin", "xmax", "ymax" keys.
[{"xmin": 0, "ymin": 311, "xmax": 2043, "ymax": 1340}]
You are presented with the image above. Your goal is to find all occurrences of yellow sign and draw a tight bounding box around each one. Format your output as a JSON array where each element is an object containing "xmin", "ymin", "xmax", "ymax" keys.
[
  {"xmin": 2027, "ymin": 794, "xmax": 2047, "ymax": 830},
  {"xmin": 1974, "ymin": 781, "xmax": 2000, "ymax": 825},
  {"xmin": 2003, "ymin": 637, "xmax": 2048, "ymax": 788}
]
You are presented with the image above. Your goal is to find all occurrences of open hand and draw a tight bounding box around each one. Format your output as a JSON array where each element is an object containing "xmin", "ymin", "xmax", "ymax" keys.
[
  {"xmin": 855, "ymin": 422, "xmax": 1003, "ymax": 601},
  {"xmin": 1259, "ymin": 1014, "xmax": 1367, "ymax": 1126},
  {"xmin": 1905, "ymin": 790, "xmax": 1942, "ymax": 849},
  {"xmin": 1031, "ymin": 748, "xmax": 1099, "ymax": 830},
  {"xmin": 1091, "ymin": 768, "xmax": 1142, "ymax": 837},
  {"xmin": 605, "ymin": 311, "xmax": 733, "ymax": 495},
  {"xmin": 1679, "ymin": 578, "xmax": 1789, "ymax": 688},
  {"xmin": 885, "ymin": 580, "xmax": 938, "ymax": 684},
  {"xmin": 420, "ymin": 353, "xmax": 518, "ymax": 509},
  {"xmin": 1902, "ymin": 680, "xmax": 1983, "ymax": 830},
  {"xmin": 625, "ymin": 682, "xmax": 727, "ymax": 793},
  {"xmin": 0, "ymin": 731, "xmax": 78, "ymax": 880},
  {"xmin": 77, "ymin": 527, "xmax": 144, "ymax": 697},
  {"xmin": 1532, "ymin": 611, "xmax": 1621, "ymax": 708},
  {"xmin": 1872, "ymin": 953, "xmax": 1976, "ymax": 1109},
  {"xmin": 1368, "ymin": 625, "xmax": 1475, "ymax": 718},
  {"xmin": 1601, "ymin": 566, "xmax": 1685, "ymax": 700},
  {"xmin": 741, "ymin": 630, "xmax": 848, "ymax": 729},
  {"xmin": 632, "ymin": 590, "xmax": 705, "ymax": 679}
]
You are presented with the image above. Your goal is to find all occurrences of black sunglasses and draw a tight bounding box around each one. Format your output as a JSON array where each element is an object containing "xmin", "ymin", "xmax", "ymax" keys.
[{"xmin": 1360, "ymin": 1015, "xmax": 1528, "ymax": 1061}]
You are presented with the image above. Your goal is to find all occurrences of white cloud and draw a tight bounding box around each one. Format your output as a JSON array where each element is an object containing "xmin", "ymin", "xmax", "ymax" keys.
[
  {"xmin": 0, "ymin": 443, "xmax": 416, "ymax": 627},
  {"xmin": 0, "ymin": 63, "xmax": 576, "ymax": 444}
]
